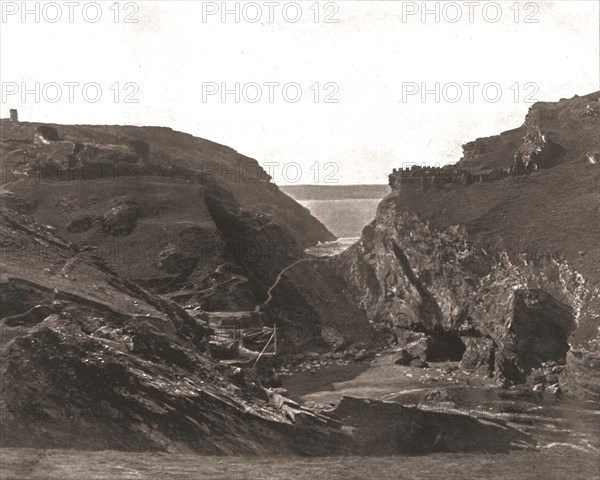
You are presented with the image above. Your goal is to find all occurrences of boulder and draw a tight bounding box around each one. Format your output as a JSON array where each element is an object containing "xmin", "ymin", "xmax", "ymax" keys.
[
  {"xmin": 394, "ymin": 349, "xmax": 412, "ymax": 365},
  {"xmin": 354, "ymin": 349, "xmax": 369, "ymax": 362},
  {"xmin": 562, "ymin": 348, "xmax": 600, "ymax": 400},
  {"xmin": 459, "ymin": 337, "xmax": 495, "ymax": 376},
  {"xmin": 527, "ymin": 368, "xmax": 546, "ymax": 385},
  {"xmin": 304, "ymin": 351, "xmax": 321, "ymax": 361},
  {"xmin": 410, "ymin": 359, "xmax": 429, "ymax": 368},
  {"xmin": 271, "ymin": 387, "xmax": 289, "ymax": 396},
  {"xmin": 422, "ymin": 389, "xmax": 454, "ymax": 403},
  {"xmin": 321, "ymin": 325, "xmax": 346, "ymax": 352},
  {"xmin": 101, "ymin": 198, "xmax": 140, "ymax": 237},
  {"xmin": 344, "ymin": 348, "xmax": 358, "ymax": 359},
  {"xmin": 544, "ymin": 383, "xmax": 562, "ymax": 401},
  {"xmin": 331, "ymin": 396, "xmax": 534, "ymax": 454},
  {"xmin": 67, "ymin": 216, "xmax": 93, "ymax": 234},
  {"xmin": 405, "ymin": 338, "xmax": 432, "ymax": 361}
]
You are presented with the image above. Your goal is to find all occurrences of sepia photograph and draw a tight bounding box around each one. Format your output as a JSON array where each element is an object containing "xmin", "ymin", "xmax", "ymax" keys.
[{"xmin": 0, "ymin": 1, "xmax": 599, "ymax": 478}]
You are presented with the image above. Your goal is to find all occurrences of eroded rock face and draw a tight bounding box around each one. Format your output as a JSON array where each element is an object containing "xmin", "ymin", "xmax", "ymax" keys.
[
  {"xmin": 563, "ymin": 346, "xmax": 600, "ymax": 400},
  {"xmin": 459, "ymin": 127, "xmax": 525, "ymax": 172},
  {"xmin": 1, "ymin": 121, "xmax": 335, "ymax": 320},
  {"xmin": 331, "ymin": 396, "xmax": 533, "ymax": 454},
  {"xmin": 460, "ymin": 337, "xmax": 495, "ymax": 376},
  {"xmin": 501, "ymin": 289, "xmax": 575, "ymax": 377},
  {"xmin": 262, "ymin": 258, "xmax": 378, "ymax": 354},
  {"xmin": 0, "ymin": 206, "xmax": 351, "ymax": 454},
  {"xmin": 67, "ymin": 216, "xmax": 93, "ymax": 233},
  {"xmin": 339, "ymin": 209, "xmax": 482, "ymax": 335},
  {"xmin": 204, "ymin": 186, "xmax": 303, "ymax": 302},
  {"xmin": 514, "ymin": 130, "xmax": 565, "ymax": 173},
  {"xmin": 405, "ymin": 338, "xmax": 432, "ymax": 361},
  {"xmin": 102, "ymin": 198, "xmax": 141, "ymax": 237},
  {"xmin": 338, "ymin": 198, "xmax": 597, "ymax": 388},
  {"xmin": 0, "ymin": 206, "xmax": 538, "ymax": 455},
  {"xmin": 35, "ymin": 125, "xmax": 61, "ymax": 142},
  {"xmin": 156, "ymin": 226, "xmax": 214, "ymax": 275}
]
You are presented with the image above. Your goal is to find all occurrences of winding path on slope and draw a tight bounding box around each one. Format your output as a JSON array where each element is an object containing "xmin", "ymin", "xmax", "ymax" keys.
[{"xmin": 254, "ymin": 258, "xmax": 316, "ymax": 313}]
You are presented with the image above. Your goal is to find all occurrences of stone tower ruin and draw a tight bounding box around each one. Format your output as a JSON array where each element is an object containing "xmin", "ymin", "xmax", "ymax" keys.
[{"xmin": 10, "ymin": 109, "xmax": 18, "ymax": 123}]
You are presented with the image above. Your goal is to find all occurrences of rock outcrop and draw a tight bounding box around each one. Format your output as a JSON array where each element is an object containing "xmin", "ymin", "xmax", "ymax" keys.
[
  {"xmin": 1, "ymin": 90, "xmax": 597, "ymax": 455},
  {"xmin": 0, "ymin": 206, "xmax": 349, "ymax": 454},
  {"xmin": 339, "ymin": 199, "xmax": 597, "ymax": 388},
  {"xmin": 388, "ymin": 93, "xmax": 598, "ymax": 204},
  {"xmin": 340, "ymin": 92, "xmax": 600, "ymax": 392},
  {"xmin": 331, "ymin": 396, "xmax": 534, "ymax": 454},
  {"xmin": 0, "ymin": 204, "xmax": 533, "ymax": 455},
  {"xmin": 261, "ymin": 93, "xmax": 599, "ymax": 376},
  {"xmin": 260, "ymin": 257, "xmax": 378, "ymax": 353},
  {"xmin": 0, "ymin": 120, "xmax": 334, "ymax": 314}
]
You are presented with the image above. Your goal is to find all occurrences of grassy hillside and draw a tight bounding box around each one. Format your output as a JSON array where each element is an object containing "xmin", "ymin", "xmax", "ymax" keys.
[
  {"xmin": 0, "ymin": 120, "xmax": 334, "ymax": 249},
  {"xmin": 0, "ymin": 120, "xmax": 335, "ymax": 309}
]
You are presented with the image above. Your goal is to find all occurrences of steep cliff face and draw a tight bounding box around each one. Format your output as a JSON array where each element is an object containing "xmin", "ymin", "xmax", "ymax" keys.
[
  {"xmin": 340, "ymin": 201, "xmax": 598, "ymax": 390},
  {"xmin": 340, "ymin": 92, "xmax": 600, "ymax": 393},
  {"xmin": 459, "ymin": 127, "xmax": 525, "ymax": 172},
  {"xmin": 0, "ymin": 206, "xmax": 284, "ymax": 453},
  {"xmin": 0, "ymin": 120, "xmax": 334, "ymax": 311},
  {"xmin": 386, "ymin": 93, "xmax": 599, "ymax": 282},
  {"xmin": 1, "ymin": 120, "xmax": 334, "ymax": 250},
  {"xmin": 340, "ymin": 208, "xmax": 483, "ymax": 333},
  {"xmin": 260, "ymin": 257, "xmax": 378, "ymax": 353},
  {"xmin": 458, "ymin": 92, "xmax": 598, "ymax": 174},
  {"xmin": 0, "ymin": 206, "xmax": 531, "ymax": 454}
]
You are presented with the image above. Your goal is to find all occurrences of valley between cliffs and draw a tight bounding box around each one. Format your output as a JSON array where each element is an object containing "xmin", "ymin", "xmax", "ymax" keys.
[{"xmin": 1, "ymin": 92, "xmax": 598, "ymax": 458}]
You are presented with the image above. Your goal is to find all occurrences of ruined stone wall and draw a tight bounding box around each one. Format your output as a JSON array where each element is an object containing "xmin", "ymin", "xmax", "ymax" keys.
[{"xmin": 388, "ymin": 164, "xmax": 511, "ymax": 191}]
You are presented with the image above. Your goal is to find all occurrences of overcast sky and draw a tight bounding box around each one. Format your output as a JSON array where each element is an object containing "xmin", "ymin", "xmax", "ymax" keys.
[{"xmin": 1, "ymin": 1, "xmax": 598, "ymax": 184}]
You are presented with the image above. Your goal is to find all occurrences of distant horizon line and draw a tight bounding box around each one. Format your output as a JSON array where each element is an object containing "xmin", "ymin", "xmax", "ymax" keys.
[{"xmin": 278, "ymin": 183, "xmax": 390, "ymax": 187}]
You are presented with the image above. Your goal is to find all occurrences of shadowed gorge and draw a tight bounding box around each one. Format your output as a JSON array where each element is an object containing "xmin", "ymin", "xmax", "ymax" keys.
[
  {"xmin": 2, "ymin": 1, "xmax": 599, "ymax": 477},
  {"xmin": 0, "ymin": 91, "xmax": 598, "ymax": 464}
]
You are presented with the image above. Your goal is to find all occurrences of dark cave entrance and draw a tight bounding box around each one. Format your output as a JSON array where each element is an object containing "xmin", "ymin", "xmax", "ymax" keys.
[{"xmin": 429, "ymin": 325, "xmax": 467, "ymax": 362}]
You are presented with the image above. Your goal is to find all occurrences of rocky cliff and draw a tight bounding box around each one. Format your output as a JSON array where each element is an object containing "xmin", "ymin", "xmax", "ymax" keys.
[
  {"xmin": 0, "ymin": 119, "xmax": 349, "ymax": 452},
  {"xmin": 0, "ymin": 204, "xmax": 531, "ymax": 454},
  {"xmin": 1, "ymin": 92, "xmax": 597, "ymax": 453},
  {"xmin": 338, "ymin": 92, "xmax": 600, "ymax": 395},
  {"xmin": 0, "ymin": 120, "xmax": 334, "ymax": 313}
]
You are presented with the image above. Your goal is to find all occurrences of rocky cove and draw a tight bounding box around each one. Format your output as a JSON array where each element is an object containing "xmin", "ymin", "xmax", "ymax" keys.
[{"xmin": 0, "ymin": 92, "xmax": 599, "ymax": 477}]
